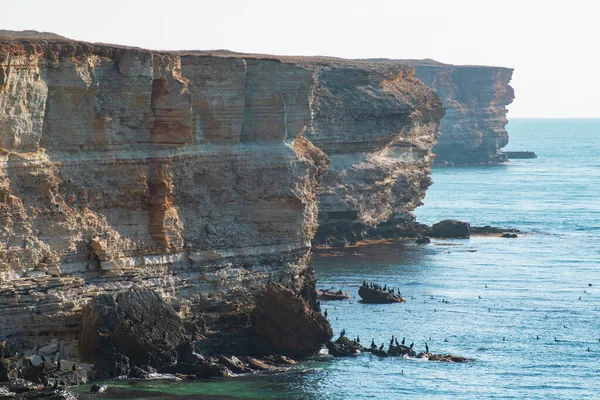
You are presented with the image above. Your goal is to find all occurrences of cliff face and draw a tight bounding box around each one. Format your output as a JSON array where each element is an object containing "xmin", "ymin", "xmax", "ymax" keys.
[
  {"xmin": 0, "ymin": 35, "xmax": 443, "ymax": 359},
  {"xmin": 310, "ymin": 66, "xmax": 444, "ymax": 244},
  {"xmin": 408, "ymin": 61, "xmax": 514, "ymax": 164},
  {"xmin": 0, "ymin": 39, "xmax": 324, "ymax": 354}
]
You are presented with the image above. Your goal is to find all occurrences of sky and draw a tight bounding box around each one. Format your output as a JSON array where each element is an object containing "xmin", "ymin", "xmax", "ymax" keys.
[{"xmin": 3, "ymin": 0, "xmax": 599, "ymax": 118}]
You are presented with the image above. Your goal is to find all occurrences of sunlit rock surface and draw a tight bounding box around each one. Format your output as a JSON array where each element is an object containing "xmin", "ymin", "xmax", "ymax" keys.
[
  {"xmin": 0, "ymin": 32, "xmax": 442, "ymax": 359},
  {"xmin": 409, "ymin": 60, "xmax": 514, "ymax": 164}
]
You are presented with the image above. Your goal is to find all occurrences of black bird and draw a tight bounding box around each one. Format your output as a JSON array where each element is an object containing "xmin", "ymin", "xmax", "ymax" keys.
[
  {"xmin": 371, "ymin": 339, "xmax": 377, "ymax": 349},
  {"xmin": 503, "ymin": 337, "xmax": 506, "ymax": 341},
  {"xmin": 395, "ymin": 338, "xmax": 400, "ymax": 346},
  {"xmin": 589, "ymin": 283, "xmax": 593, "ymax": 287},
  {"xmin": 579, "ymin": 296, "xmax": 582, "ymax": 300},
  {"xmin": 409, "ymin": 342, "xmax": 414, "ymax": 349},
  {"xmin": 425, "ymin": 343, "xmax": 429, "ymax": 353},
  {"xmin": 324, "ymin": 309, "xmax": 328, "ymax": 318},
  {"xmin": 554, "ymin": 337, "xmax": 559, "ymax": 342},
  {"xmin": 389, "ymin": 336, "xmax": 395, "ymax": 346},
  {"xmin": 357, "ymin": 335, "xmax": 360, "ymax": 343},
  {"xmin": 444, "ymin": 338, "xmax": 448, "ymax": 342},
  {"xmin": 478, "ymin": 296, "xmax": 482, "ymax": 299},
  {"xmin": 340, "ymin": 329, "xmax": 345, "ymax": 337},
  {"xmin": 379, "ymin": 343, "xmax": 384, "ymax": 351},
  {"xmin": 536, "ymin": 335, "xmax": 540, "ymax": 340},
  {"xmin": 587, "ymin": 347, "xmax": 591, "ymax": 352},
  {"xmin": 401, "ymin": 337, "xmax": 405, "ymax": 345},
  {"xmin": 485, "ymin": 285, "xmax": 488, "ymax": 288}
]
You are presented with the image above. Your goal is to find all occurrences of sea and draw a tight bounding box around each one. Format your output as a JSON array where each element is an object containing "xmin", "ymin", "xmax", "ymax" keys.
[{"xmin": 76, "ymin": 119, "xmax": 600, "ymax": 399}]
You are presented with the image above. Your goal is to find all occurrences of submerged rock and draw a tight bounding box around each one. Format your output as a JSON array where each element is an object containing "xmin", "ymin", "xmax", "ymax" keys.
[
  {"xmin": 418, "ymin": 353, "xmax": 469, "ymax": 363},
  {"xmin": 317, "ymin": 289, "xmax": 352, "ymax": 301},
  {"xmin": 471, "ymin": 225, "xmax": 520, "ymax": 234}
]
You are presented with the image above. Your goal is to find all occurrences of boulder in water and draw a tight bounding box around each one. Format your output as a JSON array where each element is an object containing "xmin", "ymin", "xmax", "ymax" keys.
[
  {"xmin": 429, "ymin": 219, "xmax": 471, "ymax": 238},
  {"xmin": 358, "ymin": 285, "xmax": 405, "ymax": 304}
]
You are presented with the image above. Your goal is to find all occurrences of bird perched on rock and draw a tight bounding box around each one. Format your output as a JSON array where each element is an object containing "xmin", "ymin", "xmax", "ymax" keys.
[
  {"xmin": 425, "ymin": 343, "xmax": 429, "ymax": 353},
  {"xmin": 324, "ymin": 309, "xmax": 328, "ymax": 318},
  {"xmin": 409, "ymin": 342, "xmax": 414, "ymax": 349},
  {"xmin": 356, "ymin": 335, "xmax": 360, "ymax": 343},
  {"xmin": 395, "ymin": 338, "xmax": 400, "ymax": 346},
  {"xmin": 379, "ymin": 343, "xmax": 384, "ymax": 351},
  {"xmin": 402, "ymin": 337, "xmax": 405, "ymax": 345},
  {"xmin": 389, "ymin": 336, "xmax": 394, "ymax": 346},
  {"xmin": 371, "ymin": 339, "xmax": 376, "ymax": 349}
]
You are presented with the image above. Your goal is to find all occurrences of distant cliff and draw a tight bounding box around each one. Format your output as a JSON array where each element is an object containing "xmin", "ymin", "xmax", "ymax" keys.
[
  {"xmin": 0, "ymin": 33, "xmax": 443, "ymax": 363},
  {"xmin": 409, "ymin": 60, "xmax": 514, "ymax": 164}
]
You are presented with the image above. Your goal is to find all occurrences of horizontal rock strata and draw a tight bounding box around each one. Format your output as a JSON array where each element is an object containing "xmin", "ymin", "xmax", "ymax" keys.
[
  {"xmin": 310, "ymin": 62, "xmax": 444, "ymax": 244},
  {"xmin": 0, "ymin": 33, "xmax": 443, "ymax": 366},
  {"xmin": 408, "ymin": 60, "xmax": 514, "ymax": 164}
]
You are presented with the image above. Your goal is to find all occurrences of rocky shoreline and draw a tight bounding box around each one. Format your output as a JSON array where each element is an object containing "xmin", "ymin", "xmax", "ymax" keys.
[
  {"xmin": 0, "ymin": 30, "xmax": 516, "ymax": 398},
  {"xmin": 315, "ymin": 218, "xmax": 521, "ymax": 248}
]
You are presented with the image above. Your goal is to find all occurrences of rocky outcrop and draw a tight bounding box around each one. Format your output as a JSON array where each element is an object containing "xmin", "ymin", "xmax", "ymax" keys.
[
  {"xmin": 358, "ymin": 284, "xmax": 405, "ymax": 304},
  {"xmin": 0, "ymin": 35, "xmax": 326, "ymax": 358},
  {"xmin": 311, "ymin": 64, "xmax": 444, "ymax": 244},
  {"xmin": 0, "ymin": 32, "xmax": 442, "ymax": 362},
  {"xmin": 408, "ymin": 60, "xmax": 514, "ymax": 164}
]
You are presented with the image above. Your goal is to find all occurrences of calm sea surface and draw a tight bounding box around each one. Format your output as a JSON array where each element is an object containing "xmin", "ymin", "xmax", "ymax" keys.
[{"xmin": 77, "ymin": 119, "xmax": 600, "ymax": 399}]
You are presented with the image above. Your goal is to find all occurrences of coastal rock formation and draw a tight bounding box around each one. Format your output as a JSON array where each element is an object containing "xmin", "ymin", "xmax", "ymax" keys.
[
  {"xmin": 311, "ymin": 64, "xmax": 444, "ymax": 244},
  {"xmin": 0, "ymin": 34, "xmax": 325, "ymax": 359},
  {"xmin": 358, "ymin": 284, "xmax": 405, "ymax": 304},
  {"xmin": 408, "ymin": 60, "xmax": 514, "ymax": 164},
  {"xmin": 0, "ymin": 32, "xmax": 442, "ymax": 364}
]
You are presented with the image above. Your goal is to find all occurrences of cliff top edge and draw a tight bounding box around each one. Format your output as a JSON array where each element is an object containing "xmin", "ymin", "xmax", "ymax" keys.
[{"xmin": 0, "ymin": 30, "xmax": 512, "ymax": 71}]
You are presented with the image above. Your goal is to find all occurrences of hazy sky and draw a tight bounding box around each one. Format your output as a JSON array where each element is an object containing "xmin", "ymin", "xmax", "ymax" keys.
[{"xmin": 4, "ymin": 0, "xmax": 599, "ymax": 118}]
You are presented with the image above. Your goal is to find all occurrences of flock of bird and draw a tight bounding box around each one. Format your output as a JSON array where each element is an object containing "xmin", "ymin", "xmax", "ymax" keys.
[{"xmin": 323, "ymin": 281, "xmax": 596, "ymax": 354}]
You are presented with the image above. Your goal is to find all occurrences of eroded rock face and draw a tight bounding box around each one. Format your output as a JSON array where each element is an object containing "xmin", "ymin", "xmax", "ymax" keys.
[
  {"xmin": 409, "ymin": 61, "xmax": 514, "ymax": 164},
  {"xmin": 0, "ymin": 33, "xmax": 441, "ymax": 359},
  {"xmin": 253, "ymin": 283, "xmax": 332, "ymax": 358},
  {"xmin": 311, "ymin": 65, "xmax": 444, "ymax": 244},
  {"xmin": 79, "ymin": 288, "xmax": 185, "ymax": 374},
  {"xmin": 0, "ymin": 35, "xmax": 326, "ymax": 353}
]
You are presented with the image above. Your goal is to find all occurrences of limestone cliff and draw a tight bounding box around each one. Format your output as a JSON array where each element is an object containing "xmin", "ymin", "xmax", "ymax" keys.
[
  {"xmin": 309, "ymin": 65, "xmax": 444, "ymax": 244},
  {"xmin": 408, "ymin": 60, "xmax": 514, "ymax": 164},
  {"xmin": 0, "ymin": 33, "xmax": 442, "ymax": 361}
]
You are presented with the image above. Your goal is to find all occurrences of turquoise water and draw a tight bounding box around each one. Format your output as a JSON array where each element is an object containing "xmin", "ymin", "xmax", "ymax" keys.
[{"xmin": 80, "ymin": 119, "xmax": 600, "ymax": 399}]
